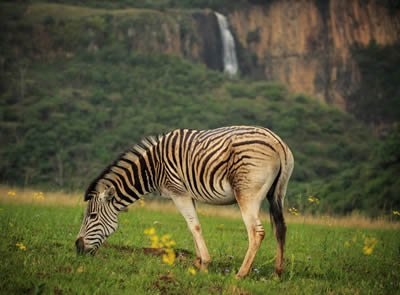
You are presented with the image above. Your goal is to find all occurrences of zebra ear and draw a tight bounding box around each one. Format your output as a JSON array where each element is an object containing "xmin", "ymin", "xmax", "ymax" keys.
[
  {"xmin": 105, "ymin": 187, "xmax": 115, "ymax": 201},
  {"xmin": 99, "ymin": 187, "xmax": 115, "ymax": 202}
]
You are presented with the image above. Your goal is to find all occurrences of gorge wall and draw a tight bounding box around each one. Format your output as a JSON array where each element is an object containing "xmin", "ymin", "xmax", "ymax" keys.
[
  {"xmin": 13, "ymin": 6, "xmax": 224, "ymax": 71},
  {"xmin": 228, "ymin": 0, "xmax": 400, "ymax": 110}
]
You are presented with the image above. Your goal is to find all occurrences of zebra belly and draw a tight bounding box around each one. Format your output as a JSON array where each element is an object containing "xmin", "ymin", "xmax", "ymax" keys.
[{"xmin": 191, "ymin": 179, "xmax": 237, "ymax": 206}]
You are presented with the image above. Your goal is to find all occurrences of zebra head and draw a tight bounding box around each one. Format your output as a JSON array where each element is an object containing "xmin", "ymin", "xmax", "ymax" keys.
[{"xmin": 76, "ymin": 184, "xmax": 119, "ymax": 255}]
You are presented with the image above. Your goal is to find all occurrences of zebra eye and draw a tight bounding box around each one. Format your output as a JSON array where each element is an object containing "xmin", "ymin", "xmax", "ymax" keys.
[{"xmin": 89, "ymin": 213, "xmax": 98, "ymax": 220}]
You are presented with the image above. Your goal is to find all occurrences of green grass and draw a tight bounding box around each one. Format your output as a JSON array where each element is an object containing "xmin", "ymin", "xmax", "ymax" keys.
[{"xmin": 1, "ymin": 202, "xmax": 399, "ymax": 294}]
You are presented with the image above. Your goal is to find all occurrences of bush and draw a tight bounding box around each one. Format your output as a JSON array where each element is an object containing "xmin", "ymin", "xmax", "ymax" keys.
[
  {"xmin": 246, "ymin": 28, "xmax": 260, "ymax": 43},
  {"xmin": 375, "ymin": 124, "xmax": 400, "ymax": 166},
  {"xmin": 43, "ymin": 15, "xmax": 55, "ymax": 25},
  {"xmin": 321, "ymin": 120, "xmax": 342, "ymax": 134},
  {"xmin": 294, "ymin": 93, "xmax": 312, "ymax": 104},
  {"xmin": 226, "ymin": 84, "xmax": 252, "ymax": 98}
]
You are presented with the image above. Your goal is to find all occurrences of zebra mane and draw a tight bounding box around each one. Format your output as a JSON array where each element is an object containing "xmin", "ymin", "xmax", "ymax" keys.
[
  {"xmin": 127, "ymin": 136, "xmax": 159, "ymax": 159},
  {"xmin": 84, "ymin": 135, "xmax": 161, "ymax": 201}
]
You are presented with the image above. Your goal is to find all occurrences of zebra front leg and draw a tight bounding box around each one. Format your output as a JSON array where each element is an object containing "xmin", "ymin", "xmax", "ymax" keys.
[
  {"xmin": 235, "ymin": 195, "xmax": 265, "ymax": 279},
  {"xmin": 192, "ymin": 237, "xmax": 202, "ymax": 269},
  {"xmin": 171, "ymin": 196, "xmax": 211, "ymax": 271}
]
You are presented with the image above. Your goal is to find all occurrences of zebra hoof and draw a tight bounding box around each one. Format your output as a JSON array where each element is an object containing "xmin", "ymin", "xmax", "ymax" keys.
[
  {"xmin": 273, "ymin": 267, "xmax": 284, "ymax": 278},
  {"xmin": 193, "ymin": 257, "xmax": 202, "ymax": 269}
]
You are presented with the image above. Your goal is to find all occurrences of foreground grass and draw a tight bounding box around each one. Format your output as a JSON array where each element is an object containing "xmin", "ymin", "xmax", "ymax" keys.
[{"xmin": 1, "ymin": 197, "xmax": 399, "ymax": 294}]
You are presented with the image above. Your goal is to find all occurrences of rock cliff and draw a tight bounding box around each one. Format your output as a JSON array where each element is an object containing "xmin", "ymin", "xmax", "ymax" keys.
[
  {"xmin": 13, "ymin": 6, "xmax": 223, "ymax": 70},
  {"xmin": 228, "ymin": 0, "xmax": 400, "ymax": 110}
]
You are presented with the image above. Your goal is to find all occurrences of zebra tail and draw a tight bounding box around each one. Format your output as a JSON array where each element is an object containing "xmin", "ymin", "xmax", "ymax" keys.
[
  {"xmin": 268, "ymin": 146, "xmax": 293, "ymax": 243},
  {"xmin": 267, "ymin": 157, "xmax": 291, "ymax": 233},
  {"xmin": 267, "ymin": 167, "xmax": 285, "ymax": 233}
]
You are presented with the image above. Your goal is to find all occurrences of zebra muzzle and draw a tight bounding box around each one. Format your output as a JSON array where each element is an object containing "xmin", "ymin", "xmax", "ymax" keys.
[{"xmin": 75, "ymin": 237, "xmax": 86, "ymax": 255}]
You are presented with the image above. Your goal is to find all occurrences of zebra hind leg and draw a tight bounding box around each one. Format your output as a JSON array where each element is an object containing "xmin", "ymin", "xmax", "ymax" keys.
[
  {"xmin": 268, "ymin": 194, "xmax": 287, "ymax": 277},
  {"xmin": 235, "ymin": 195, "xmax": 265, "ymax": 279},
  {"xmin": 171, "ymin": 196, "xmax": 211, "ymax": 271}
]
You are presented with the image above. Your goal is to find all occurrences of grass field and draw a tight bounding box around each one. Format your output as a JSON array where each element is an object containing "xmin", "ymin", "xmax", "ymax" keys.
[{"xmin": 1, "ymin": 188, "xmax": 400, "ymax": 294}]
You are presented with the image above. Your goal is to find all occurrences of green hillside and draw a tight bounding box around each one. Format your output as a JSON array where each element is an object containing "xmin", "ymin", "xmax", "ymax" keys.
[{"xmin": 1, "ymin": 2, "xmax": 399, "ymax": 216}]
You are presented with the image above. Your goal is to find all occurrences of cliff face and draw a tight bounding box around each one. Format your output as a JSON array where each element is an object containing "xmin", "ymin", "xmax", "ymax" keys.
[
  {"xmin": 120, "ymin": 10, "xmax": 223, "ymax": 71},
  {"xmin": 229, "ymin": 0, "xmax": 400, "ymax": 109},
  {"xmin": 12, "ymin": 6, "xmax": 223, "ymax": 71}
]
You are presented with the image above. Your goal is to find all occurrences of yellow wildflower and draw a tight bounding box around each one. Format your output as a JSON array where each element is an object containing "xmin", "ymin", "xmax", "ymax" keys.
[
  {"xmin": 8, "ymin": 191, "xmax": 16, "ymax": 197},
  {"xmin": 151, "ymin": 235, "xmax": 161, "ymax": 248},
  {"xmin": 165, "ymin": 240, "xmax": 176, "ymax": 248},
  {"xmin": 363, "ymin": 237, "xmax": 378, "ymax": 255},
  {"xmin": 161, "ymin": 234, "xmax": 171, "ymax": 243},
  {"xmin": 76, "ymin": 265, "xmax": 84, "ymax": 273},
  {"xmin": 344, "ymin": 241, "xmax": 351, "ymax": 247},
  {"xmin": 393, "ymin": 210, "xmax": 400, "ymax": 216},
  {"xmin": 162, "ymin": 248, "xmax": 176, "ymax": 265},
  {"xmin": 138, "ymin": 199, "xmax": 145, "ymax": 207},
  {"xmin": 307, "ymin": 196, "xmax": 319, "ymax": 204},
  {"xmin": 289, "ymin": 207, "xmax": 300, "ymax": 216},
  {"xmin": 16, "ymin": 242, "xmax": 26, "ymax": 251},
  {"xmin": 144, "ymin": 227, "xmax": 177, "ymax": 264},
  {"xmin": 33, "ymin": 192, "xmax": 45, "ymax": 200},
  {"xmin": 363, "ymin": 247, "xmax": 373, "ymax": 255},
  {"xmin": 188, "ymin": 267, "xmax": 196, "ymax": 275},
  {"xmin": 144, "ymin": 227, "xmax": 155, "ymax": 236}
]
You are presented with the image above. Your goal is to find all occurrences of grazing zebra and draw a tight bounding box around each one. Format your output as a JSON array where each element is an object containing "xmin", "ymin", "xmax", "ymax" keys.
[{"xmin": 76, "ymin": 126, "xmax": 294, "ymax": 278}]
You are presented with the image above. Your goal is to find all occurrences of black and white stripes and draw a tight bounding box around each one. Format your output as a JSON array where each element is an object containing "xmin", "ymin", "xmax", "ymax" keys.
[{"xmin": 83, "ymin": 126, "xmax": 288, "ymax": 206}]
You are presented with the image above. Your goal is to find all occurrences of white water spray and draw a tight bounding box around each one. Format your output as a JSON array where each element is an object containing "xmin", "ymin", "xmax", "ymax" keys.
[{"xmin": 215, "ymin": 12, "xmax": 238, "ymax": 77}]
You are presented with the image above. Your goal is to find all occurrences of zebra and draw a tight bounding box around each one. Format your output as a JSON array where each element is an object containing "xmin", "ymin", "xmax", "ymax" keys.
[{"xmin": 76, "ymin": 126, "xmax": 294, "ymax": 278}]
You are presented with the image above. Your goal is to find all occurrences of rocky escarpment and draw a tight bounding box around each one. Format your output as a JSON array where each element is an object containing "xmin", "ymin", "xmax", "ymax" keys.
[
  {"xmin": 228, "ymin": 0, "xmax": 400, "ymax": 110},
  {"xmin": 4, "ymin": 5, "xmax": 223, "ymax": 71},
  {"xmin": 118, "ymin": 9, "xmax": 223, "ymax": 71}
]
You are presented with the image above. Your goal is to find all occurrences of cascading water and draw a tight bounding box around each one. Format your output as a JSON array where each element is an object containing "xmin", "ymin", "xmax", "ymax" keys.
[{"xmin": 215, "ymin": 12, "xmax": 238, "ymax": 78}]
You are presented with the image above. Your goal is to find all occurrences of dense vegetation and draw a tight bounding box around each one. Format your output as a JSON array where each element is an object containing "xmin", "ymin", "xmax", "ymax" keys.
[
  {"xmin": 1, "ymin": 2, "xmax": 399, "ymax": 216},
  {"xmin": 349, "ymin": 40, "xmax": 400, "ymax": 127},
  {"xmin": 1, "ymin": 202, "xmax": 399, "ymax": 294}
]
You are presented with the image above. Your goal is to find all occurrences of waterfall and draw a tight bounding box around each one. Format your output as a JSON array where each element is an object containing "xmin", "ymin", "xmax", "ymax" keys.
[{"xmin": 215, "ymin": 12, "xmax": 238, "ymax": 77}]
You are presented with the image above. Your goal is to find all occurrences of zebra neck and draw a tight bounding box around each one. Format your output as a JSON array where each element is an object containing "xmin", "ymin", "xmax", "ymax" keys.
[{"xmin": 108, "ymin": 142, "xmax": 159, "ymax": 208}]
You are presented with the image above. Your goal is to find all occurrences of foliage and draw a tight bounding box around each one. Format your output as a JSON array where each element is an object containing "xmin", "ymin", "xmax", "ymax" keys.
[
  {"xmin": 313, "ymin": 126, "xmax": 400, "ymax": 216},
  {"xmin": 1, "ymin": 202, "xmax": 399, "ymax": 294},
  {"xmin": 348, "ymin": 40, "xmax": 400, "ymax": 125},
  {"xmin": 375, "ymin": 123, "xmax": 400, "ymax": 166}
]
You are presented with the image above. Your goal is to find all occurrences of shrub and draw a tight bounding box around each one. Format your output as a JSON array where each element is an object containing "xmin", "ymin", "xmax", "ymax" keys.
[
  {"xmin": 226, "ymin": 84, "xmax": 251, "ymax": 98},
  {"xmin": 246, "ymin": 28, "xmax": 260, "ymax": 43},
  {"xmin": 294, "ymin": 93, "xmax": 312, "ymax": 104}
]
